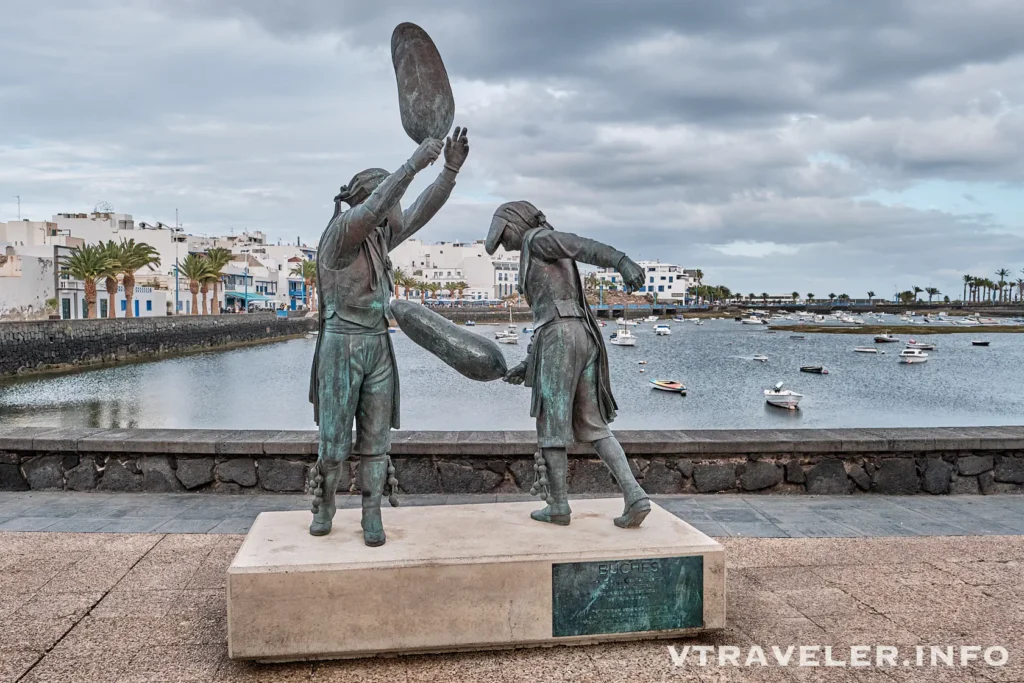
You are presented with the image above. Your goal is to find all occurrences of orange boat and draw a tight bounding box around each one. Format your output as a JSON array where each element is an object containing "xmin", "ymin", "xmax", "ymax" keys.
[{"xmin": 650, "ymin": 380, "xmax": 686, "ymax": 394}]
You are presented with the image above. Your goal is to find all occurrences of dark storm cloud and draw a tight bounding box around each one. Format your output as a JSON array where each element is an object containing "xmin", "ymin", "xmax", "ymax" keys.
[{"xmin": 2, "ymin": 0, "xmax": 1023, "ymax": 295}]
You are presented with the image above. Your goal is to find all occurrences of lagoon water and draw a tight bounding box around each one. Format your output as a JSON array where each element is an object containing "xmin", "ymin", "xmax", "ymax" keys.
[{"xmin": 2, "ymin": 318, "xmax": 1023, "ymax": 430}]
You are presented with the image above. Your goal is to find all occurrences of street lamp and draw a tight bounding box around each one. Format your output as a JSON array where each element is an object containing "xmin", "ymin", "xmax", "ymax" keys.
[{"xmin": 244, "ymin": 266, "xmax": 249, "ymax": 313}]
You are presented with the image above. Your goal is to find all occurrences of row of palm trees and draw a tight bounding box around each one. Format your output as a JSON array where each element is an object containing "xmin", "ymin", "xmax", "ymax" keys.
[
  {"xmin": 61, "ymin": 242, "xmax": 239, "ymax": 317},
  {"xmin": 60, "ymin": 240, "xmax": 162, "ymax": 318},
  {"xmin": 392, "ymin": 268, "xmax": 469, "ymax": 303},
  {"xmin": 962, "ymin": 271, "xmax": 1024, "ymax": 304}
]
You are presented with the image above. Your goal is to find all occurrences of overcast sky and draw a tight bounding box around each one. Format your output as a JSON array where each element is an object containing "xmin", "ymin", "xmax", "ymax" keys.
[{"xmin": 2, "ymin": 0, "xmax": 1023, "ymax": 297}]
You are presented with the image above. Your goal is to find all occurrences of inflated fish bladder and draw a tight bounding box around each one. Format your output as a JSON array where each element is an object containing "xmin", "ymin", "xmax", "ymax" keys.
[
  {"xmin": 391, "ymin": 300, "xmax": 507, "ymax": 382},
  {"xmin": 392, "ymin": 22, "xmax": 455, "ymax": 143}
]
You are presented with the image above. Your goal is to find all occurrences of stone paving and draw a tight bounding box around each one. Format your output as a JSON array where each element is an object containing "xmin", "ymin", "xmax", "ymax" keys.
[
  {"xmin": 2, "ymin": 493, "xmax": 1024, "ymax": 682},
  {"xmin": 1, "ymin": 491, "xmax": 1023, "ymax": 537},
  {"xmin": 1, "ymin": 530, "xmax": 1022, "ymax": 682}
]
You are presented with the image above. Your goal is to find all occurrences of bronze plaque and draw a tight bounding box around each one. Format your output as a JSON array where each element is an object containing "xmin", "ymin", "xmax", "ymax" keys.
[{"xmin": 551, "ymin": 556, "xmax": 704, "ymax": 637}]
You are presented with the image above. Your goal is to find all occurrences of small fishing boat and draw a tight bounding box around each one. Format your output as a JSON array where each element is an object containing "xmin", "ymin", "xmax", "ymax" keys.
[
  {"xmin": 610, "ymin": 325, "xmax": 636, "ymax": 347},
  {"xmin": 899, "ymin": 349, "xmax": 928, "ymax": 364},
  {"xmin": 906, "ymin": 339, "xmax": 935, "ymax": 350},
  {"xmin": 496, "ymin": 333, "xmax": 519, "ymax": 345},
  {"xmin": 650, "ymin": 379, "xmax": 686, "ymax": 394},
  {"xmin": 765, "ymin": 382, "xmax": 802, "ymax": 410},
  {"xmin": 522, "ymin": 327, "xmax": 534, "ymax": 334},
  {"xmin": 646, "ymin": 316, "xmax": 659, "ymax": 322},
  {"xmin": 972, "ymin": 340, "xmax": 991, "ymax": 347},
  {"xmin": 854, "ymin": 347, "xmax": 878, "ymax": 354},
  {"xmin": 672, "ymin": 316, "xmax": 685, "ymax": 322},
  {"xmin": 753, "ymin": 354, "xmax": 769, "ymax": 362},
  {"xmin": 464, "ymin": 320, "xmax": 476, "ymax": 326},
  {"xmin": 790, "ymin": 335, "xmax": 806, "ymax": 340},
  {"xmin": 653, "ymin": 324, "xmax": 671, "ymax": 336},
  {"xmin": 874, "ymin": 332, "xmax": 900, "ymax": 343},
  {"xmin": 388, "ymin": 327, "xmax": 398, "ymax": 334},
  {"xmin": 638, "ymin": 360, "xmax": 648, "ymax": 365},
  {"xmin": 800, "ymin": 366, "xmax": 828, "ymax": 374}
]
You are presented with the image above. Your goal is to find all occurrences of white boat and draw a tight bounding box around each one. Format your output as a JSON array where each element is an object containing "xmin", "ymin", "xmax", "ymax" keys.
[
  {"xmin": 899, "ymin": 349, "xmax": 928, "ymax": 364},
  {"xmin": 906, "ymin": 339, "xmax": 935, "ymax": 350},
  {"xmin": 854, "ymin": 347, "xmax": 878, "ymax": 354},
  {"xmin": 610, "ymin": 323, "xmax": 637, "ymax": 347},
  {"xmin": 672, "ymin": 316, "xmax": 685, "ymax": 322},
  {"xmin": 615, "ymin": 317, "xmax": 638, "ymax": 327},
  {"xmin": 522, "ymin": 327, "xmax": 534, "ymax": 334},
  {"xmin": 741, "ymin": 317, "xmax": 766, "ymax": 325},
  {"xmin": 646, "ymin": 316, "xmax": 659, "ymax": 322},
  {"xmin": 496, "ymin": 332, "xmax": 519, "ymax": 345},
  {"xmin": 650, "ymin": 379, "xmax": 686, "ymax": 394},
  {"xmin": 464, "ymin": 320, "xmax": 476, "ymax": 326},
  {"xmin": 753, "ymin": 354, "xmax": 769, "ymax": 362},
  {"xmin": 653, "ymin": 324, "xmax": 671, "ymax": 336},
  {"xmin": 874, "ymin": 332, "xmax": 900, "ymax": 343},
  {"xmin": 765, "ymin": 382, "xmax": 802, "ymax": 410}
]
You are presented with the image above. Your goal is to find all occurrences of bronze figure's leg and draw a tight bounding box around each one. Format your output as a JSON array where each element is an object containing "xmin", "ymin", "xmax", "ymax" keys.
[
  {"xmin": 594, "ymin": 437, "xmax": 651, "ymax": 528},
  {"xmin": 310, "ymin": 332, "xmax": 361, "ymax": 537},
  {"xmin": 360, "ymin": 454, "xmax": 389, "ymax": 546},
  {"xmin": 573, "ymin": 335, "xmax": 650, "ymax": 528},
  {"xmin": 354, "ymin": 336, "xmax": 397, "ymax": 547},
  {"xmin": 530, "ymin": 447, "xmax": 571, "ymax": 525}
]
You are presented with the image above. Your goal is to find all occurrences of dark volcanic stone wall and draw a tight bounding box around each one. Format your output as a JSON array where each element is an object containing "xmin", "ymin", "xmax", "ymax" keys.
[
  {"xmin": 0, "ymin": 313, "xmax": 316, "ymax": 377},
  {"xmin": 2, "ymin": 427, "xmax": 1023, "ymax": 496}
]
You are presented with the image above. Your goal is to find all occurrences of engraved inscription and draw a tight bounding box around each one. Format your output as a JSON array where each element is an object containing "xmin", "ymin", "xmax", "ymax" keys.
[{"xmin": 551, "ymin": 555, "xmax": 703, "ymax": 637}]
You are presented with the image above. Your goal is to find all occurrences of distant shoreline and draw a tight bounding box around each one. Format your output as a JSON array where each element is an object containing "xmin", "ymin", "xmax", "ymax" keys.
[{"xmin": 768, "ymin": 324, "xmax": 1024, "ymax": 335}]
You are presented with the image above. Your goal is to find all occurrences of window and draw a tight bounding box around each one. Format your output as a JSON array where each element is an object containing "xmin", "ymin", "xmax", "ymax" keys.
[
  {"xmin": 649, "ymin": 277, "xmax": 654, "ymax": 283},
  {"xmin": 647, "ymin": 267, "xmax": 656, "ymax": 272},
  {"xmin": 146, "ymin": 301, "xmax": 152, "ymax": 311},
  {"xmin": 658, "ymin": 285, "xmax": 665, "ymax": 292},
  {"xmin": 639, "ymin": 286, "xmax": 646, "ymax": 292},
  {"xmin": 660, "ymin": 276, "xmax": 666, "ymax": 281},
  {"xmin": 121, "ymin": 300, "xmax": 127, "ymax": 311},
  {"xmin": 669, "ymin": 276, "xmax": 673, "ymax": 283}
]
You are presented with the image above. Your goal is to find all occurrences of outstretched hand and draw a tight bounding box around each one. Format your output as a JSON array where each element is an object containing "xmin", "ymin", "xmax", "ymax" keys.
[
  {"xmin": 619, "ymin": 257, "xmax": 646, "ymax": 293},
  {"xmin": 444, "ymin": 126, "xmax": 469, "ymax": 171},
  {"xmin": 503, "ymin": 361, "xmax": 526, "ymax": 385}
]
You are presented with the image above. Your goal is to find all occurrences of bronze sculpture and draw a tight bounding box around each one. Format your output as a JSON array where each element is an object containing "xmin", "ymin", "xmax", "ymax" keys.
[
  {"xmin": 307, "ymin": 128, "xmax": 469, "ymax": 545},
  {"xmin": 486, "ymin": 201, "xmax": 651, "ymax": 528}
]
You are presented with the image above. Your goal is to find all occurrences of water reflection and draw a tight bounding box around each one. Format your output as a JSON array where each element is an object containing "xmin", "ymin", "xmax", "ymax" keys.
[{"xmin": 2, "ymin": 320, "xmax": 1024, "ymax": 430}]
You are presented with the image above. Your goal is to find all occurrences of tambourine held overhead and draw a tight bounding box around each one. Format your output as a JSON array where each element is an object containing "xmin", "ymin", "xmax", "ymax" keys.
[{"xmin": 391, "ymin": 22, "xmax": 455, "ymax": 143}]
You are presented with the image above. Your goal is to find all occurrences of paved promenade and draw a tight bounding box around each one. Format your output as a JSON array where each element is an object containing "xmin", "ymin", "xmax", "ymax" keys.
[
  {"xmin": 1, "ymin": 491, "xmax": 1023, "ymax": 537},
  {"xmin": 2, "ymin": 493, "xmax": 1023, "ymax": 682}
]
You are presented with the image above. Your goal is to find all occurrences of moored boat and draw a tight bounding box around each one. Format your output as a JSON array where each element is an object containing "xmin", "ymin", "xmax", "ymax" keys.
[
  {"xmin": 653, "ymin": 324, "xmax": 671, "ymax": 336},
  {"xmin": 854, "ymin": 347, "xmax": 878, "ymax": 353},
  {"xmin": 972, "ymin": 340, "xmax": 991, "ymax": 347},
  {"xmin": 765, "ymin": 382, "xmax": 802, "ymax": 410},
  {"xmin": 906, "ymin": 339, "xmax": 935, "ymax": 350},
  {"xmin": 753, "ymin": 354, "xmax": 769, "ymax": 362},
  {"xmin": 899, "ymin": 349, "xmax": 928, "ymax": 364},
  {"xmin": 650, "ymin": 379, "xmax": 686, "ymax": 394},
  {"xmin": 874, "ymin": 331, "xmax": 900, "ymax": 343},
  {"xmin": 800, "ymin": 366, "xmax": 828, "ymax": 374}
]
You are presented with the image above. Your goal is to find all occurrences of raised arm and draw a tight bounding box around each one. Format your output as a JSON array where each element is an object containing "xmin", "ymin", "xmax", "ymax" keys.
[
  {"xmin": 530, "ymin": 230, "xmax": 646, "ymax": 292},
  {"xmin": 321, "ymin": 139, "xmax": 443, "ymax": 269},
  {"xmin": 390, "ymin": 127, "xmax": 470, "ymax": 249}
]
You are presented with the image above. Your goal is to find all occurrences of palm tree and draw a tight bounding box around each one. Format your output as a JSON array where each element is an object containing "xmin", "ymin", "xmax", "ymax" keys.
[
  {"xmin": 61, "ymin": 244, "xmax": 109, "ymax": 319},
  {"xmin": 997, "ymin": 269, "xmax": 1010, "ymax": 302},
  {"xmin": 791, "ymin": 291, "xmax": 799, "ymax": 303},
  {"xmin": 867, "ymin": 290, "xmax": 875, "ymax": 303},
  {"xmin": 806, "ymin": 293, "xmax": 814, "ymax": 302},
  {"xmin": 1016, "ymin": 278, "xmax": 1024, "ymax": 303},
  {"xmin": 99, "ymin": 240, "xmax": 124, "ymax": 318},
  {"xmin": 290, "ymin": 260, "xmax": 317, "ymax": 311},
  {"xmin": 119, "ymin": 239, "xmax": 161, "ymax": 318},
  {"xmin": 760, "ymin": 292, "xmax": 768, "ymax": 306},
  {"xmin": 415, "ymin": 279, "xmax": 428, "ymax": 303},
  {"xmin": 925, "ymin": 287, "xmax": 939, "ymax": 303},
  {"xmin": 828, "ymin": 293, "xmax": 836, "ymax": 304},
  {"xmin": 912, "ymin": 286, "xmax": 923, "ymax": 302},
  {"xmin": 389, "ymin": 266, "xmax": 405, "ymax": 299},
  {"xmin": 453, "ymin": 280, "xmax": 469, "ymax": 301},
  {"xmin": 962, "ymin": 274, "xmax": 972, "ymax": 303},
  {"xmin": 426, "ymin": 282, "xmax": 441, "ymax": 302},
  {"xmin": 204, "ymin": 247, "xmax": 233, "ymax": 315},
  {"xmin": 179, "ymin": 254, "xmax": 211, "ymax": 315},
  {"xmin": 443, "ymin": 281, "xmax": 458, "ymax": 300}
]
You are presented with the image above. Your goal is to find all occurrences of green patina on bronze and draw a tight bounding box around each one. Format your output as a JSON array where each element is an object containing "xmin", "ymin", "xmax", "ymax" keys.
[{"xmin": 551, "ymin": 555, "xmax": 704, "ymax": 637}]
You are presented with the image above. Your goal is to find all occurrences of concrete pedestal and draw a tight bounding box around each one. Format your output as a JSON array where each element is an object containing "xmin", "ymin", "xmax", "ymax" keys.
[{"xmin": 227, "ymin": 499, "xmax": 725, "ymax": 661}]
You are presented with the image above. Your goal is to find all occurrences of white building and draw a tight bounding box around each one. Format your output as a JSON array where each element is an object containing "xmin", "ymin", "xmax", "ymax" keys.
[
  {"xmin": 0, "ymin": 244, "xmax": 56, "ymax": 319},
  {"xmin": 595, "ymin": 261, "xmax": 698, "ymax": 302},
  {"xmin": 390, "ymin": 238, "xmax": 519, "ymax": 301}
]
